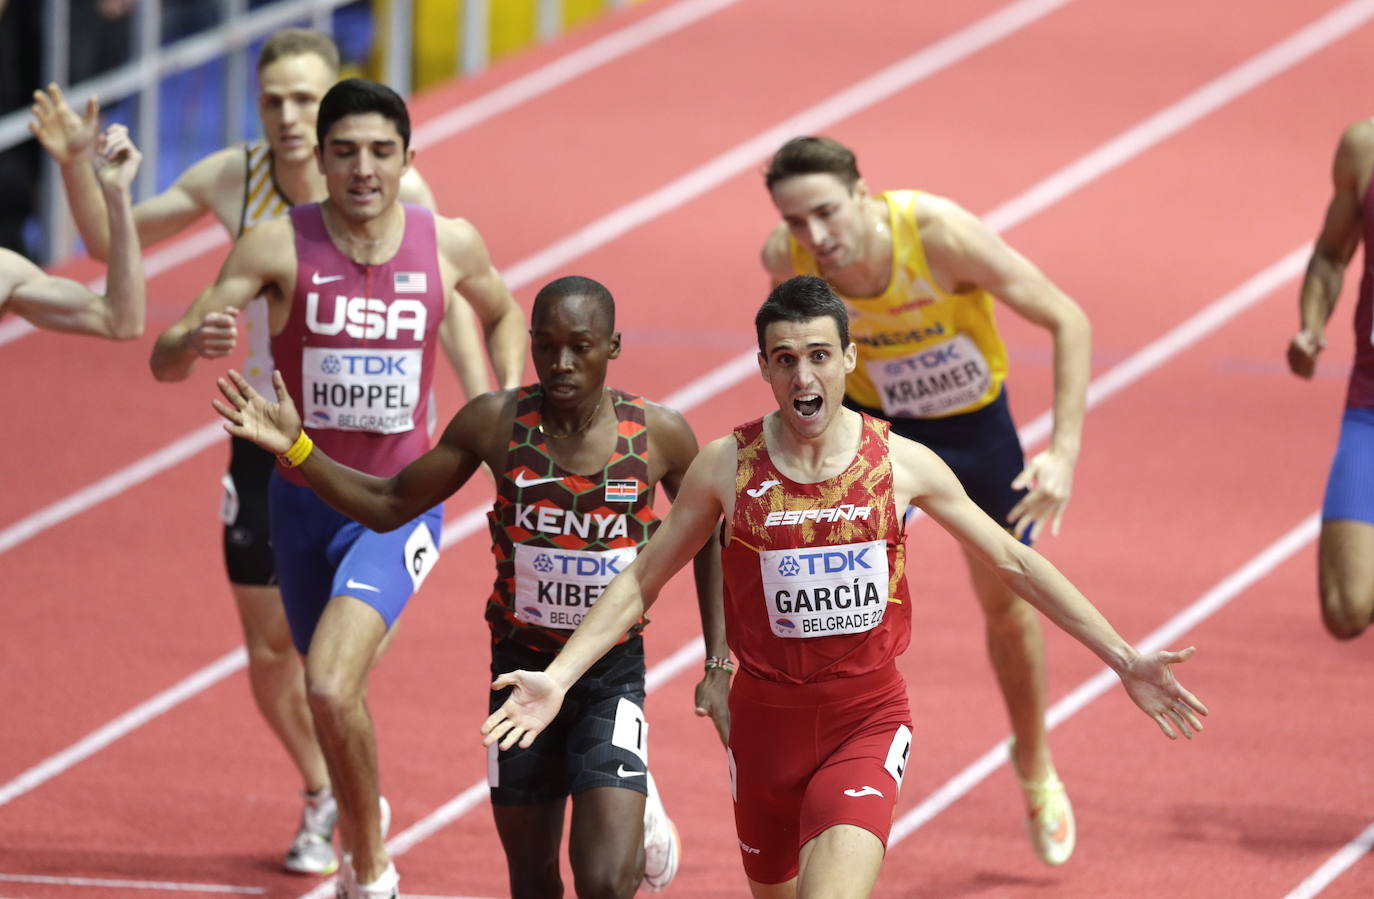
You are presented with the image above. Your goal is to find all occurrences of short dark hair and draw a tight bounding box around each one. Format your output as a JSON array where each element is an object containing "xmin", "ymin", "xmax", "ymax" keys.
[
  {"xmin": 764, "ymin": 136, "xmax": 861, "ymax": 191},
  {"xmin": 533, "ymin": 275, "xmax": 615, "ymax": 332},
  {"xmin": 316, "ymin": 78, "xmax": 411, "ymax": 152},
  {"xmin": 257, "ymin": 28, "xmax": 340, "ymax": 75},
  {"xmin": 755, "ymin": 275, "xmax": 850, "ymax": 353}
]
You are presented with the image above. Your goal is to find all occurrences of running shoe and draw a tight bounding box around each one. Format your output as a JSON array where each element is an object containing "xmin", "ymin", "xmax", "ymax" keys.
[
  {"xmin": 356, "ymin": 861, "xmax": 399, "ymax": 899},
  {"xmin": 335, "ymin": 796, "xmax": 393, "ymax": 899},
  {"xmin": 641, "ymin": 771, "xmax": 681, "ymax": 892},
  {"xmin": 284, "ymin": 788, "xmax": 339, "ymax": 875},
  {"xmin": 1010, "ymin": 739, "xmax": 1075, "ymax": 866}
]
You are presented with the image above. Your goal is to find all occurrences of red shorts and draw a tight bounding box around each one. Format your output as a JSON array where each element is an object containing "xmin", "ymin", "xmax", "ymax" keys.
[{"xmin": 727, "ymin": 664, "xmax": 913, "ymax": 884}]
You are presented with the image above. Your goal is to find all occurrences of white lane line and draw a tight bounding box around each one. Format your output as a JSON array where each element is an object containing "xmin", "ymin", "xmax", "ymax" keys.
[
  {"xmin": 1284, "ymin": 821, "xmax": 1374, "ymax": 898},
  {"xmin": 0, "ymin": 0, "xmax": 1322, "ymax": 820},
  {"xmin": 294, "ymin": 639, "xmax": 707, "ymax": 899},
  {"xmin": 0, "ymin": 0, "xmax": 744, "ymax": 350},
  {"xmin": 411, "ymin": 0, "xmax": 744, "ymax": 148},
  {"xmin": 0, "ymin": 649, "xmax": 247, "ymax": 807},
  {"xmin": 890, "ymin": 512, "xmax": 1321, "ymax": 845},
  {"xmin": 0, "ymin": 869, "xmax": 264, "ymax": 893},
  {"xmin": 983, "ymin": 0, "xmax": 1374, "ymax": 231},
  {"xmin": 0, "ymin": 423, "xmax": 224, "ymax": 555}
]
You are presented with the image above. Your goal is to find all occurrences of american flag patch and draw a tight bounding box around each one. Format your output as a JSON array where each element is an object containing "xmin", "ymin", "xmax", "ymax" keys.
[
  {"xmin": 394, "ymin": 271, "xmax": 427, "ymax": 293},
  {"xmin": 605, "ymin": 479, "xmax": 638, "ymax": 502}
]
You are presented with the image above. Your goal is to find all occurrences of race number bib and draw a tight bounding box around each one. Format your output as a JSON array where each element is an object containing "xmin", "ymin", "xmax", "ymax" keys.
[
  {"xmin": 513, "ymin": 544, "xmax": 638, "ymax": 630},
  {"xmin": 301, "ymin": 346, "xmax": 421, "ymax": 434},
  {"xmin": 866, "ymin": 333, "xmax": 991, "ymax": 418},
  {"xmin": 759, "ymin": 540, "xmax": 889, "ymax": 638}
]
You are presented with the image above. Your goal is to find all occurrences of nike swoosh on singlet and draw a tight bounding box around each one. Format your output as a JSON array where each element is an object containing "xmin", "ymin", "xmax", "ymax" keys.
[
  {"xmin": 312, "ymin": 272, "xmax": 344, "ymax": 285},
  {"xmin": 514, "ymin": 473, "xmax": 565, "ymax": 488},
  {"xmin": 345, "ymin": 578, "xmax": 381, "ymax": 593}
]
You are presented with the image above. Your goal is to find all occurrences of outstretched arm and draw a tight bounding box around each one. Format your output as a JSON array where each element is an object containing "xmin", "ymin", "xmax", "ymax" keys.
[
  {"xmin": 213, "ymin": 369, "xmax": 491, "ymax": 530},
  {"xmin": 896, "ymin": 437, "xmax": 1207, "ymax": 739},
  {"xmin": 481, "ymin": 436, "xmax": 733, "ymax": 751},
  {"xmin": 923, "ymin": 197, "xmax": 1091, "ymax": 541},
  {"xmin": 1, "ymin": 127, "xmax": 145, "ymax": 339},
  {"xmin": 1290, "ymin": 120, "xmax": 1373, "ymax": 379}
]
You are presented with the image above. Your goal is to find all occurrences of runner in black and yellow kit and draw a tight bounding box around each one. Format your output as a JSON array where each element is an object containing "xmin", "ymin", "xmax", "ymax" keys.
[
  {"xmin": 760, "ymin": 137, "xmax": 1091, "ymax": 866},
  {"xmin": 214, "ymin": 275, "xmax": 728, "ymax": 898}
]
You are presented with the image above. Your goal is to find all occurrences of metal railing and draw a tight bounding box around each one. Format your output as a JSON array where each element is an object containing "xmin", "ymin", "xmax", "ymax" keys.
[{"xmin": 5, "ymin": 0, "xmax": 632, "ymax": 262}]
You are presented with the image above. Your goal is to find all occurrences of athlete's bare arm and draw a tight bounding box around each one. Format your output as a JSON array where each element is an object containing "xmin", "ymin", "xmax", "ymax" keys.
[
  {"xmin": 919, "ymin": 194, "xmax": 1091, "ymax": 540},
  {"xmin": 151, "ymin": 218, "xmax": 294, "ymax": 382},
  {"xmin": 890, "ymin": 432, "xmax": 1207, "ymax": 740},
  {"xmin": 648, "ymin": 402, "xmax": 732, "ymax": 745},
  {"xmin": 0, "ymin": 126, "xmax": 144, "ymax": 339},
  {"xmin": 31, "ymin": 84, "xmax": 244, "ymax": 259},
  {"xmin": 437, "ymin": 217, "xmax": 527, "ymax": 390},
  {"xmin": 214, "ymin": 370, "xmax": 505, "ymax": 530},
  {"xmin": 761, "ymin": 224, "xmax": 795, "ymax": 288},
  {"xmin": 481, "ymin": 434, "xmax": 736, "ymax": 750},
  {"xmin": 1290, "ymin": 120, "xmax": 1374, "ymax": 379}
]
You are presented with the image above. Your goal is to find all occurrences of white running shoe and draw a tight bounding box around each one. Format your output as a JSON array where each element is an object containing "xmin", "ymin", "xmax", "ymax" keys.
[
  {"xmin": 335, "ymin": 796, "xmax": 394, "ymax": 899},
  {"xmin": 357, "ymin": 861, "xmax": 399, "ymax": 899},
  {"xmin": 284, "ymin": 788, "xmax": 339, "ymax": 875},
  {"xmin": 1010, "ymin": 740, "xmax": 1076, "ymax": 866},
  {"xmin": 641, "ymin": 771, "xmax": 681, "ymax": 892}
]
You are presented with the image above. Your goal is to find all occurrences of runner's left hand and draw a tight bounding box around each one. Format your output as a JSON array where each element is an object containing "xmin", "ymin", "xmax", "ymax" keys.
[
  {"xmin": 1008, "ymin": 448, "xmax": 1076, "ymax": 541},
  {"xmin": 693, "ymin": 669, "xmax": 731, "ymax": 747},
  {"xmin": 482, "ymin": 670, "xmax": 566, "ymax": 750},
  {"xmin": 1117, "ymin": 646, "xmax": 1208, "ymax": 739}
]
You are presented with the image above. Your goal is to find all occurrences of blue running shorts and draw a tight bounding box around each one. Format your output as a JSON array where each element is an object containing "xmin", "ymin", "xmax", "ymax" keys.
[
  {"xmin": 1322, "ymin": 407, "xmax": 1374, "ymax": 525},
  {"xmin": 268, "ymin": 471, "xmax": 443, "ymax": 653}
]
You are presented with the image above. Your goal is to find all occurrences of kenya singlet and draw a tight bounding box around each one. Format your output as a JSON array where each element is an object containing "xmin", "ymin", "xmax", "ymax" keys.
[
  {"xmin": 239, "ymin": 141, "xmax": 291, "ymax": 397},
  {"xmin": 1350, "ymin": 165, "xmax": 1374, "ymax": 409},
  {"xmin": 722, "ymin": 414, "xmax": 911, "ymax": 684},
  {"xmin": 485, "ymin": 387, "xmax": 659, "ymax": 652},
  {"xmin": 272, "ymin": 203, "xmax": 444, "ymax": 485},
  {"xmin": 788, "ymin": 189, "xmax": 1009, "ymax": 419}
]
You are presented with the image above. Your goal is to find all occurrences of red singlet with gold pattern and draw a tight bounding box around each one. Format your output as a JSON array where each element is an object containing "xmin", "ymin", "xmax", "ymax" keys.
[
  {"xmin": 485, "ymin": 386, "xmax": 658, "ymax": 652},
  {"xmin": 722, "ymin": 413, "xmax": 911, "ymax": 684}
]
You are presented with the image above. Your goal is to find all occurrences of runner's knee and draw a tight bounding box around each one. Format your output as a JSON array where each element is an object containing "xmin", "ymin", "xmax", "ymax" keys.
[
  {"xmin": 1320, "ymin": 580, "xmax": 1373, "ymax": 640},
  {"xmin": 570, "ymin": 854, "xmax": 639, "ymax": 899}
]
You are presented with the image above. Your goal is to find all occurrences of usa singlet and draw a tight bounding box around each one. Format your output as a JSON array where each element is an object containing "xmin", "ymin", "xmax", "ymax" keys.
[
  {"xmin": 722, "ymin": 414, "xmax": 911, "ymax": 684},
  {"xmin": 272, "ymin": 203, "xmax": 444, "ymax": 484},
  {"xmin": 1350, "ymin": 163, "xmax": 1374, "ymax": 409},
  {"xmin": 239, "ymin": 141, "xmax": 291, "ymax": 397},
  {"xmin": 486, "ymin": 387, "xmax": 659, "ymax": 652},
  {"xmin": 788, "ymin": 189, "xmax": 1009, "ymax": 419}
]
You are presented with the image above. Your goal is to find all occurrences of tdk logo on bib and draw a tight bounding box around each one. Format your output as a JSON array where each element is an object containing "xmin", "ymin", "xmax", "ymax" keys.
[
  {"xmin": 514, "ymin": 544, "xmax": 637, "ymax": 630},
  {"xmin": 776, "ymin": 547, "xmax": 874, "ymax": 577},
  {"xmin": 760, "ymin": 540, "xmax": 889, "ymax": 639}
]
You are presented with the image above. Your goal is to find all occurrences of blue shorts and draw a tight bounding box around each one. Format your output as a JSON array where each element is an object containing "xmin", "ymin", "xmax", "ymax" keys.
[
  {"xmin": 268, "ymin": 471, "xmax": 443, "ymax": 653},
  {"xmin": 846, "ymin": 388, "xmax": 1031, "ymax": 540},
  {"xmin": 1323, "ymin": 407, "xmax": 1374, "ymax": 525}
]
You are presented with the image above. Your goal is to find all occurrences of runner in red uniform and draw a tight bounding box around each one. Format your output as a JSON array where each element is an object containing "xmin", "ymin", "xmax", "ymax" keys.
[{"xmin": 483, "ymin": 276, "xmax": 1208, "ymax": 898}]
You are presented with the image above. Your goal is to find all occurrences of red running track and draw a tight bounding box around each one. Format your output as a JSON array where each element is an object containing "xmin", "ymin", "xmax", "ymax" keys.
[{"xmin": 3, "ymin": 0, "xmax": 1374, "ymax": 896}]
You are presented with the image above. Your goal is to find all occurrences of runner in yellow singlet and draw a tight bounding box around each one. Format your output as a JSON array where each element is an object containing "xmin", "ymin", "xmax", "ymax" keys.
[
  {"xmin": 760, "ymin": 136, "xmax": 1091, "ymax": 867},
  {"xmin": 30, "ymin": 30, "xmax": 524, "ymax": 877}
]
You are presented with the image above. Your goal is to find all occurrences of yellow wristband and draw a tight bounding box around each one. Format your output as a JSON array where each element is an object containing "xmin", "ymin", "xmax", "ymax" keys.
[{"xmin": 278, "ymin": 431, "xmax": 314, "ymax": 468}]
